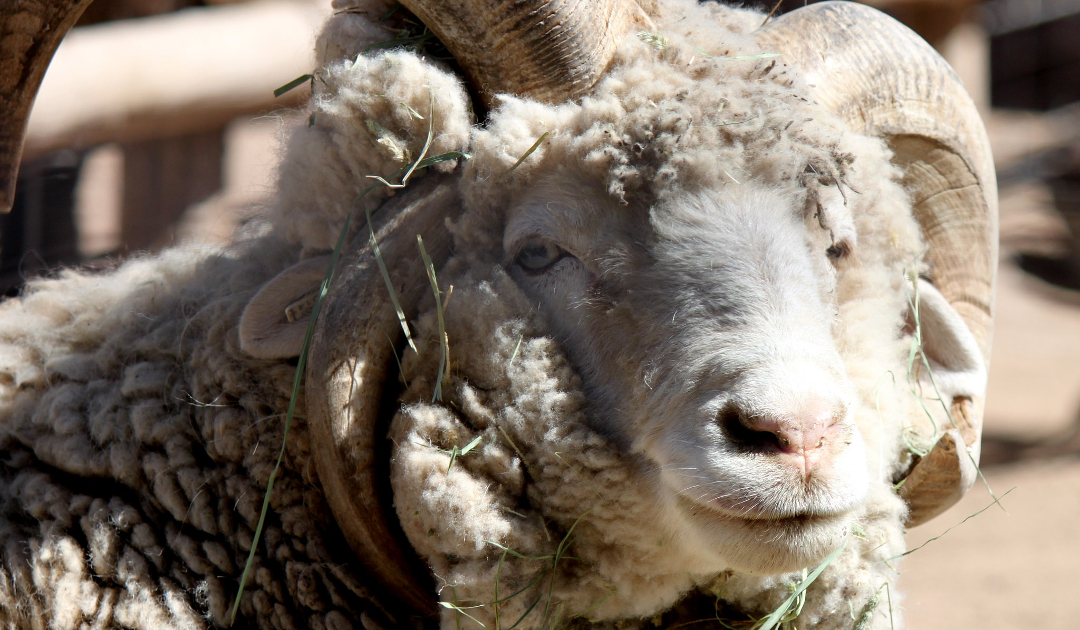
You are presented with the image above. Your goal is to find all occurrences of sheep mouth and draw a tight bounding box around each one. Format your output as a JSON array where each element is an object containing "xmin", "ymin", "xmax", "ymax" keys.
[
  {"xmin": 675, "ymin": 493, "xmax": 853, "ymax": 526},
  {"xmin": 674, "ymin": 494, "xmax": 853, "ymax": 572},
  {"xmin": 661, "ymin": 444, "xmax": 871, "ymax": 526}
]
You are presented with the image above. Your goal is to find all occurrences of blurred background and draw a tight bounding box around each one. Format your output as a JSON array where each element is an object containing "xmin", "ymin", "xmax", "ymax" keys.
[{"xmin": 5, "ymin": 0, "xmax": 1080, "ymax": 627}]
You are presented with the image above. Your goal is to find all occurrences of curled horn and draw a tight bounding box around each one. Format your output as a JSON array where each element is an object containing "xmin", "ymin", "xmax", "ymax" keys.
[
  {"xmin": 757, "ymin": 1, "xmax": 997, "ymax": 526},
  {"xmin": 0, "ymin": 0, "xmax": 95, "ymax": 213},
  {"xmin": 307, "ymin": 176, "xmax": 462, "ymax": 613},
  {"xmin": 398, "ymin": 0, "xmax": 653, "ymax": 105}
]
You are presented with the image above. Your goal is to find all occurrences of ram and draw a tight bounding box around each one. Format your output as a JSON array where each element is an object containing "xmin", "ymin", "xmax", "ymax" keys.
[{"xmin": 0, "ymin": 0, "xmax": 996, "ymax": 629}]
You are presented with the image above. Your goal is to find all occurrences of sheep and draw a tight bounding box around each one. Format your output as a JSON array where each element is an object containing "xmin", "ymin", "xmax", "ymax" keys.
[{"xmin": 0, "ymin": 0, "xmax": 996, "ymax": 629}]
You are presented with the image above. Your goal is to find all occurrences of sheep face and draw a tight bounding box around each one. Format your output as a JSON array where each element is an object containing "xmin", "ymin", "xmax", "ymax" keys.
[{"xmin": 503, "ymin": 179, "xmax": 868, "ymax": 573}]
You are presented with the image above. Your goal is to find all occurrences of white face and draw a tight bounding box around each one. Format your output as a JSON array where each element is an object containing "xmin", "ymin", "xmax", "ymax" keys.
[{"xmin": 503, "ymin": 179, "xmax": 870, "ymax": 574}]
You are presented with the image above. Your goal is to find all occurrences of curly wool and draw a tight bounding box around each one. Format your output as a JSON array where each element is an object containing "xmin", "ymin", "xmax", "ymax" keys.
[
  {"xmin": 453, "ymin": 0, "xmax": 863, "ymax": 260},
  {"xmin": 0, "ymin": 237, "xmax": 396, "ymax": 630},
  {"xmin": 270, "ymin": 49, "xmax": 473, "ymax": 255}
]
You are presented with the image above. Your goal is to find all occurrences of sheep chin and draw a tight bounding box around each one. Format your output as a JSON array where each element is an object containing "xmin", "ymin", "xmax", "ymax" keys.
[{"xmin": 711, "ymin": 511, "xmax": 855, "ymax": 575}]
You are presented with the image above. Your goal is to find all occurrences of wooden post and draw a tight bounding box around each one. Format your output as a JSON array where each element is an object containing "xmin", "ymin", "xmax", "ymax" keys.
[{"xmin": 120, "ymin": 129, "xmax": 224, "ymax": 252}]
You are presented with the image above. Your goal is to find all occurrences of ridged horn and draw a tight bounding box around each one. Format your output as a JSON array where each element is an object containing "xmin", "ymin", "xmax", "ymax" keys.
[
  {"xmin": 756, "ymin": 1, "xmax": 997, "ymax": 527},
  {"xmin": 0, "ymin": 0, "xmax": 94, "ymax": 213},
  {"xmin": 306, "ymin": 176, "xmax": 462, "ymax": 614},
  {"xmin": 397, "ymin": 0, "xmax": 653, "ymax": 105}
]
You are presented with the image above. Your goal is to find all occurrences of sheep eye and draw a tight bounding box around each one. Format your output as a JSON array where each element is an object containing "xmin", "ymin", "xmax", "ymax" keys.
[
  {"xmin": 516, "ymin": 238, "xmax": 564, "ymax": 271},
  {"xmin": 826, "ymin": 241, "xmax": 851, "ymax": 261}
]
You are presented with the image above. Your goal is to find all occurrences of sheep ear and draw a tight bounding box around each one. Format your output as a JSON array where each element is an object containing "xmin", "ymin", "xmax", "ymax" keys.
[
  {"xmin": 239, "ymin": 255, "xmax": 331, "ymax": 359},
  {"xmin": 910, "ymin": 278, "xmax": 987, "ymax": 404},
  {"xmin": 898, "ymin": 278, "xmax": 987, "ymax": 527}
]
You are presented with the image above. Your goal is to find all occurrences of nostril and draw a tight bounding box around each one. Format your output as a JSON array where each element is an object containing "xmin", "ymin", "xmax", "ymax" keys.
[
  {"xmin": 717, "ymin": 404, "xmax": 842, "ymax": 458},
  {"xmin": 796, "ymin": 420, "xmax": 832, "ymax": 454},
  {"xmin": 716, "ymin": 408, "xmax": 785, "ymax": 453}
]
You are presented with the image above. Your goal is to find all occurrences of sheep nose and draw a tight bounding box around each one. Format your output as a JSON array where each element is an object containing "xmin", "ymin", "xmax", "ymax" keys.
[{"xmin": 722, "ymin": 404, "xmax": 843, "ymax": 477}]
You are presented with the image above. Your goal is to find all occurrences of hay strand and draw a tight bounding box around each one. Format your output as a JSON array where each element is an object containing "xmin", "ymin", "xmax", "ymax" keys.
[
  {"xmin": 499, "ymin": 132, "xmax": 549, "ymax": 180},
  {"xmin": 891, "ymin": 486, "xmax": 1016, "ymax": 561}
]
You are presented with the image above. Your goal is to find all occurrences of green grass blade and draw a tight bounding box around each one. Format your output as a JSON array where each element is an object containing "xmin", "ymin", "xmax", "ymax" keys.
[
  {"xmin": 401, "ymin": 101, "xmax": 425, "ymax": 119},
  {"xmin": 460, "ymin": 434, "xmax": 483, "ymax": 456},
  {"xmin": 274, "ymin": 73, "xmax": 313, "ymax": 98},
  {"xmin": 373, "ymin": 151, "xmax": 472, "ymax": 189},
  {"xmin": 378, "ymin": 1, "xmax": 402, "ymax": 21},
  {"xmin": 753, "ymin": 539, "xmax": 847, "ymax": 630},
  {"xmin": 485, "ymin": 540, "xmax": 554, "ymax": 562},
  {"xmin": 478, "ymin": 571, "xmax": 550, "ymax": 607},
  {"xmin": 446, "ymin": 445, "xmax": 460, "ymax": 474},
  {"xmin": 505, "ymin": 596, "xmax": 544, "ymax": 630},
  {"xmin": 717, "ymin": 52, "xmax": 782, "ymax": 61},
  {"xmin": 495, "ymin": 548, "xmax": 507, "ymax": 630},
  {"xmin": 693, "ymin": 47, "xmax": 782, "ymax": 61},
  {"xmin": 367, "ymin": 206, "xmax": 418, "ymax": 354},
  {"xmin": 439, "ymin": 601, "xmax": 488, "ymax": 628},
  {"xmin": 430, "ymin": 568, "xmax": 548, "ymax": 613},
  {"xmin": 580, "ymin": 592, "xmax": 613, "ymax": 618},
  {"xmin": 417, "ymin": 234, "xmax": 449, "ymax": 402},
  {"xmin": 885, "ymin": 582, "xmax": 895, "ymax": 630},
  {"xmin": 401, "ymin": 92, "xmax": 436, "ymax": 187},
  {"xmin": 229, "ymin": 183, "xmax": 359, "ymax": 626},
  {"xmin": 717, "ymin": 116, "xmax": 758, "ymax": 128},
  {"xmin": 365, "ymin": 175, "xmax": 402, "ymax": 189},
  {"xmin": 413, "ymin": 151, "xmax": 470, "ymax": 169},
  {"xmin": 540, "ymin": 510, "xmax": 590, "ymax": 625},
  {"xmin": 906, "ymin": 274, "xmax": 1005, "ymax": 511},
  {"xmin": 508, "ymin": 335, "xmax": 524, "ymax": 366},
  {"xmin": 388, "ymin": 334, "xmax": 410, "ymax": 388}
]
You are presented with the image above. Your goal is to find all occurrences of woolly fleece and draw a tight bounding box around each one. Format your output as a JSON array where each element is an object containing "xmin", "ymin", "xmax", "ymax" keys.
[
  {"xmin": 0, "ymin": 236, "xmax": 410, "ymax": 629},
  {"xmin": 270, "ymin": 18, "xmax": 473, "ymax": 255}
]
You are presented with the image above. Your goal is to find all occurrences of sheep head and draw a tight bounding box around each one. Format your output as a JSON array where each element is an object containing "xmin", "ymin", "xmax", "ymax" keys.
[{"xmin": 295, "ymin": 0, "xmax": 997, "ymax": 616}]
